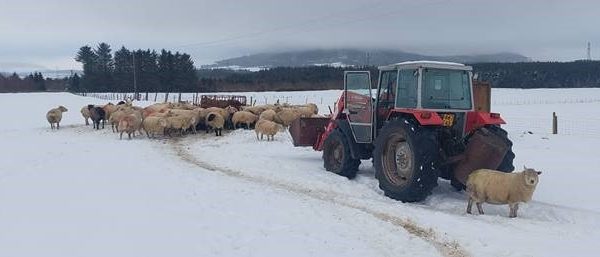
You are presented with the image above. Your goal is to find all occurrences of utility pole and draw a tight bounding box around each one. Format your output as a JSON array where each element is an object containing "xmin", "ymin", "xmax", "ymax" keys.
[
  {"xmin": 133, "ymin": 52, "xmax": 138, "ymax": 100},
  {"xmin": 587, "ymin": 42, "xmax": 592, "ymax": 61}
]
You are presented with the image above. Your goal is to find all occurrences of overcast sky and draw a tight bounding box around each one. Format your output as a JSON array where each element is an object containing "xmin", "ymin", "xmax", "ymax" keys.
[{"xmin": 0, "ymin": 0, "xmax": 598, "ymax": 71}]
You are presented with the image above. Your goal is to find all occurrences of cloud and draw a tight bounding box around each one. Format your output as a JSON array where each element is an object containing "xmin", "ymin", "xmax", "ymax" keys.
[{"xmin": 0, "ymin": 0, "xmax": 598, "ymax": 69}]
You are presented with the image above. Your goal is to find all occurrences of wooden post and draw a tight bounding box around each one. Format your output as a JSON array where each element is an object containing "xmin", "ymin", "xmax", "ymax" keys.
[{"xmin": 552, "ymin": 112, "xmax": 558, "ymax": 134}]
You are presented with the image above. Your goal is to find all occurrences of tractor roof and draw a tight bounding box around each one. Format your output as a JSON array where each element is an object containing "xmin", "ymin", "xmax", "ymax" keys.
[{"xmin": 379, "ymin": 61, "xmax": 473, "ymax": 71}]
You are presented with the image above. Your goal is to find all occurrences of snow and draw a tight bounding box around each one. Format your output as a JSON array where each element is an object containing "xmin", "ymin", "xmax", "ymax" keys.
[{"xmin": 2, "ymin": 89, "xmax": 600, "ymax": 256}]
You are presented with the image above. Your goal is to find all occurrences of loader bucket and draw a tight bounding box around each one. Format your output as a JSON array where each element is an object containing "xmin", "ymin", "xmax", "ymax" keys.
[
  {"xmin": 289, "ymin": 117, "xmax": 331, "ymax": 147},
  {"xmin": 453, "ymin": 127, "xmax": 509, "ymax": 184}
]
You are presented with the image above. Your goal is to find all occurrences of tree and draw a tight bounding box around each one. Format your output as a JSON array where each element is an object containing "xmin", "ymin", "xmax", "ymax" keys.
[
  {"xmin": 75, "ymin": 45, "xmax": 98, "ymax": 92},
  {"xmin": 68, "ymin": 74, "xmax": 81, "ymax": 92},
  {"xmin": 94, "ymin": 42, "xmax": 114, "ymax": 91},
  {"xmin": 114, "ymin": 46, "xmax": 133, "ymax": 92}
]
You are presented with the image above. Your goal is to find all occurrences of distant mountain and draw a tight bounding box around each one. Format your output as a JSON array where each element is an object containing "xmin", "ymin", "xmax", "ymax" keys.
[{"xmin": 207, "ymin": 49, "xmax": 529, "ymax": 68}]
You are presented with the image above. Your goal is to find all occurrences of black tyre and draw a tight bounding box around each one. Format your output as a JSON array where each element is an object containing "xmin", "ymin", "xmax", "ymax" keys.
[
  {"xmin": 488, "ymin": 125, "xmax": 515, "ymax": 172},
  {"xmin": 373, "ymin": 119, "xmax": 439, "ymax": 202},
  {"xmin": 322, "ymin": 129, "xmax": 361, "ymax": 179}
]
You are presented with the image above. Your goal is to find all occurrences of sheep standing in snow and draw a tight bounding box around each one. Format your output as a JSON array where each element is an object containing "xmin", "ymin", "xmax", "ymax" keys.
[
  {"xmin": 231, "ymin": 110, "xmax": 258, "ymax": 129},
  {"xmin": 80, "ymin": 106, "xmax": 91, "ymax": 125},
  {"xmin": 142, "ymin": 116, "xmax": 170, "ymax": 138},
  {"xmin": 466, "ymin": 166, "xmax": 542, "ymax": 218},
  {"xmin": 254, "ymin": 119, "xmax": 282, "ymax": 141},
  {"xmin": 46, "ymin": 106, "xmax": 68, "ymax": 130},
  {"xmin": 88, "ymin": 105, "xmax": 106, "ymax": 130},
  {"xmin": 103, "ymin": 103, "xmax": 117, "ymax": 121},
  {"xmin": 205, "ymin": 112, "xmax": 224, "ymax": 136},
  {"xmin": 118, "ymin": 114, "xmax": 142, "ymax": 140}
]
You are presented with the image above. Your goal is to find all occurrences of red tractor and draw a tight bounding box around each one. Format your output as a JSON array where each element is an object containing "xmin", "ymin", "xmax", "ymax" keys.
[{"xmin": 290, "ymin": 61, "xmax": 514, "ymax": 202}]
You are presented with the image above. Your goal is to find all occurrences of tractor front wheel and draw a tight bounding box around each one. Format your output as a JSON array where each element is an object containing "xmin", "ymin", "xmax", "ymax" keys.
[
  {"xmin": 322, "ymin": 129, "xmax": 361, "ymax": 179},
  {"xmin": 373, "ymin": 119, "xmax": 439, "ymax": 202}
]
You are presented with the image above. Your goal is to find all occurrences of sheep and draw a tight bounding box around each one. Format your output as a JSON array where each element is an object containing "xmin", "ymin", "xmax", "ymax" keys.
[
  {"xmin": 231, "ymin": 111, "xmax": 258, "ymax": 129},
  {"xmin": 142, "ymin": 116, "xmax": 170, "ymax": 138},
  {"xmin": 466, "ymin": 166, "xmax": 542, "ymax": 218},
  {"xmin": 80, "ymin": 106, "xmax": 91, "ymax": 125},
  {"xmin": 165, "ymin": 113, "xmax": 195, "ymax": 136},
  {"xmin": 169, "ymin": 109, "xmax": 202, "ymax": 133},
  {"xmin": 88, "ymin": 105, "xmax": 106, "ymax": 130},
  {"xmin": 118, "ymin": 114, "xmax": 143, "ymax": 140},
  {"xmin": 205, "ymin": 107, "xmax": 228, "ymax": 118},
  {"xmin": 108, "ymin": 109, "xmax": 130, "ymax": 132},
  {"xmin": 46, "ymin": 106, "xmax": 68, "ymax": 129},
  {"xmin": 205, "ymin": 112, "xmax": 224, "ymax": 136},
  {"xmin": 103, "ymin": 103, "xmax": 117, "ymax": 120},
  {"xmin": 224, "ymin": 105, "xmax": 238, "ymax": 130},
  {"xmin": 242, "ymin": 105, "xmax": 267, "ymax": 115},
  {"xmin": 254, "ymin": 119, "xmax": 282, "ymax": 141},
  {"xmin": 259, "ymin": 109, "xmax": 277, "ymax": 122},
  {"xmin": 273, "ymin": 108, "xmax": 301, "ymax": 127}
]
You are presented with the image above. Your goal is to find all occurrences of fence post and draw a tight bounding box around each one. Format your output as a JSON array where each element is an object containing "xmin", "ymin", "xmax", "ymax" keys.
[{"xmin": 552, "ymin": 112, "xmax": 558, "ymax": 134}]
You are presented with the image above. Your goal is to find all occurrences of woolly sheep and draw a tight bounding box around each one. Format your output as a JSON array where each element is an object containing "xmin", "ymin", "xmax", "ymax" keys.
[
  {"xmin": 259, "ymin": 109, "xmax": 277, "ymax": 122},
  {"xmin": 88, "ymin": 105, "xmax": 106, "ymax": 130},
  {"xmin": 273, "ymin": 108, "xmax": 301, "ymax": 127},
  {"xmin": 242, "ymin": 105, "xmax": 267, "ymax": 115},
  {"xmin": 46, "ymin": 106, "xmax": 68, "ymax": 130},
  {"xmin": 205, "ymin": 112, "xmax": 224, "ymax": 136},
  {"xmin": 466, "ymin": 166, "xmax": 542, "ymax": 218},
  {"xmin": 142, "ymin": 116, "xmax": 169, "ymax": 138},
  {"xmin": 80, "ymin": 106, "xmax": 91, "ymax": 125},
  {"xmin": 231, "ymin": 111, "xmax": 258, "ymax": 129},
  {"xmin": 103, "ymin": 103, "xmax": 117, "ymax": 120},
  {"xmin": 169, "ymin": 109, "xmax": 203, "ymax": 133},
  {"xmin": 165, "ymin": 112, "xmax": 195, "ymax": 136},
  {"xmin": 254, "ymin": 119, "xmax": 282, "ymax": 141},
  {"xmin": 118, "ymin": 114, "xmax": 143, "ymax": 140}
]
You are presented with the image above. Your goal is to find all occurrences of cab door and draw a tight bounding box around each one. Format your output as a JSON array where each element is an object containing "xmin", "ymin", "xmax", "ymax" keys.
[{"xmin": 344, "ymin": 71, "xmax": 373, "ymax": 143}]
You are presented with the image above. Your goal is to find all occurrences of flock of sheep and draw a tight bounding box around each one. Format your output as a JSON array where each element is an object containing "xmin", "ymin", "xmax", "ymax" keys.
[{"xmin": 46, "ymin": 100, "xmax": 320, "ymax": 141}]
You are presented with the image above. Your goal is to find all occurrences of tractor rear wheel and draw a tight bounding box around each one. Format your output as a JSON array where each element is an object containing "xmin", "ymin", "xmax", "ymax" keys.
[
  {"xmin": 373, "ymin": 119, "xmax": 439, "ymax": 202},
  {"xmin": 450, "ymin": 125, "xmax": 515, "ymax": 190},
  {"xmin": 489, "ymin": 125, "xmax": 515, "ymax": 172},
  {"xmin": 322, "ymin": 129, "xmax": 361, "ymax": 179}
]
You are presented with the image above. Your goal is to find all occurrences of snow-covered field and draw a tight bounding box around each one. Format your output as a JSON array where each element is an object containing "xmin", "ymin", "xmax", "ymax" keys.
[{"xmin": 1, "ymin": 89, "xmax": 600, "ymax": 257}]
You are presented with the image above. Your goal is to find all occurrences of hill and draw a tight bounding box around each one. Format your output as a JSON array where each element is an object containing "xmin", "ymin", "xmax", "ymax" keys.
[{"xmin": 207, "ymin": 49, "xmax": 529, "ymax": 68}]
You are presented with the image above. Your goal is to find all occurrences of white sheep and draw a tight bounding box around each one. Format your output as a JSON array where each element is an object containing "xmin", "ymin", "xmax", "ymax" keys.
[
  {"xmin": 46, "ymin": 106, "xmax": 68, "ymax": 129},
  {"xmin": 259, "ymin": 109, "xmax": 277, "ymax": 122},
  {"xmin": 273, "ymin": 108, "xmax": 301, "ymax": 127},
  {"xmin": 165, "ymin": 114, "xmax": 194, "ymax": 136},
  {"xmin": 103, "ymin": 103, "xmax": 117, "ymax": 121},
  {"xmin": 118, "ymin": 114, "xmax": 143, "ymax": 140},
  {"xmin": 80, "ymin": 106, "xmax": 91, "ymax": 125},
  {"xmin": 255, "ymin": 119, "xmax": 282, "ymax": 141},
  {"xmin": 231, "ymin": 111, "xmax": 258, "ymax": 129},
  {"xmin": 205, "ymin": 112, "xmax": 224, "ymax": 136},
  {"xmin": 466, "ymin": 166, "xmax": 542, "ymax": 218},
  {"xmin": 142, "ymin": 116, "xmax": 170, "ymax": 138}
]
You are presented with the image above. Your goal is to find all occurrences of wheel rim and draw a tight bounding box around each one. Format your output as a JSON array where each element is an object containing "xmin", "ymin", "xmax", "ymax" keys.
[
  {"xmin": 382, "ymin": 133, "xmax": 413, "ymax": 187},
  {"xmin": 330, "ymin": 140, "xmax": 343, "ymax": 171}
]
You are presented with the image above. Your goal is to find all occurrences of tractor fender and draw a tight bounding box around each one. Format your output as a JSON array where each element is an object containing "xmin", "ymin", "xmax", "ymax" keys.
[
  {"xmin": 334, "ymin": 119, "xmax": 361, "ymax": 160},
  {"xmin": 465, "ymin": 111, "xmax": 506, "ymax": 133},
  {"xmin": 387, "ymin": 109, "xmax": 443, "ymax": 126}
]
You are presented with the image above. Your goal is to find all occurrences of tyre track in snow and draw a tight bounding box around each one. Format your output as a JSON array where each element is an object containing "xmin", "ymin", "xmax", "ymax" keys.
[{"xmin": 170, "ymin": 139, "xmax": 469, "ymax": 257}]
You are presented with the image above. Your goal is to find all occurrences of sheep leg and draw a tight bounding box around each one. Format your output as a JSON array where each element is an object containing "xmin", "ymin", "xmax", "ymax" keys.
[
  {"xmin": 128, "ymin": 132, "xmax": 132, "ymax": 140},
  {"xmin": 120, "ymin": 131, "xmax": 123, "ymax": 140},
  {"xmin": 256, "ymin": 132, "xmax": 259, "ymax": 140},
  {"xmin": 476, "ymin": 202, "xmax": 484, "ymax": 215},
  {"xmin": 85, "ymin": 118, "xmax": 89, "ymax": 126},
  {"xmin": 509, "ymin": 203, "xmax": 519, "ymax": 218},
  {"xmin": 57, "ymin": 122, "xmax": 60, "ymax": 130},
  {"xmin": 466, "ymin": 198, "xmax": 473, "ymax": 214}
]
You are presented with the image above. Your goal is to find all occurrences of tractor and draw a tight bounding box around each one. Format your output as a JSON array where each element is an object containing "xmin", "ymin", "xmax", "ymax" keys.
[{"xmin": 289, "ymin": 61, "xmax": 514, "ymax": 202}]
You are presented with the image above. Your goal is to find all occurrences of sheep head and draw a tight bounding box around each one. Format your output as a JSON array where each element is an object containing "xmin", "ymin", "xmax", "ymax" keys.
[
  {"xmin": 522, "ymin": 166, "xmax": 542, "ymax": 187},
  {"xmin": 58, "ymin": 106, "xmax": 68, "ymax": 112}
]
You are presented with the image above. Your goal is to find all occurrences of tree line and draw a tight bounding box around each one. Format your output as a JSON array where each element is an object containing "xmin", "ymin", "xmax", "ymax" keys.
[
  {"xmin": 0, "ymin": 72, "xmax": 69, "ymax": 93},
  {"xmin": 72, "ymin": 43, "xmax": 198, "ymax": 94}
]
